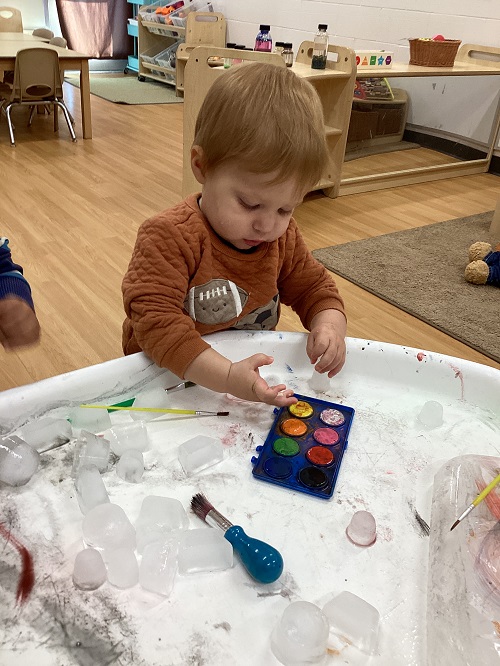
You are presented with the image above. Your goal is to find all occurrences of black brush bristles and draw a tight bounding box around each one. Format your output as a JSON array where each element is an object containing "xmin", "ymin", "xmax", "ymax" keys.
[{"xmin": 191, "ymin": 493, "xmax": 214, "ymax": 521}]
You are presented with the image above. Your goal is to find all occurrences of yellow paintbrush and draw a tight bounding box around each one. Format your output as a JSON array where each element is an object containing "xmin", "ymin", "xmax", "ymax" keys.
[
  {"xmin": 450, "ymin": 471, "xmax": 500, "ymax": 531},
  {"xmin": 79, "ymin": 404, "xmax": 229, "ymax": 417}
]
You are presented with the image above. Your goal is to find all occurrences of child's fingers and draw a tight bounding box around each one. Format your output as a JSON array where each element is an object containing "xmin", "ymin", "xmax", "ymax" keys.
[
  {"xmin": 249, "ymin": 353, "xmax": 274, "ymax": 371},
  {"xmin": 306, "ymin": 331, "xmax": 328, "ymax": 363},
  {"xmin": 253, "ymin": 379, "xmax": 296, "ymax": 407}
]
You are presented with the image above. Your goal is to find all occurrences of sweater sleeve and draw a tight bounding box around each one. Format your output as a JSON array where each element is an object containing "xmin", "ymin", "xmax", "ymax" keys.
[
  {"xmin": 277, "ymin": 221, "xmax": 344, "ymax": 329},
  {"xmin": 0, "ymin": 237, "xmax": 34, "ymax": 309},
  {"xmin": 122, "ymin": 216, "xmax": 210, "ymax": 377}
]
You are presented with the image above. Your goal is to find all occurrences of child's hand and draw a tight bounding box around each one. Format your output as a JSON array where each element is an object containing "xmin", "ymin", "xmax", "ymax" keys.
[
  {"xmin": 0, "ymin": 296, "xmax": 41, "ymax": 350},
  {"xmin": 307, "ymin": 310, "xmax": 347, "ymax": 378},
  {"xmin": 227, "ymin": 354, "xmax": 297, "ymax": 407}
]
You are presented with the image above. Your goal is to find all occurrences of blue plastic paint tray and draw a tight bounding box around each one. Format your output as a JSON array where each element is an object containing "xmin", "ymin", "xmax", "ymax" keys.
[{"xmin": 251, "ymin": 393, "xmax": 355, "ymax": 499}]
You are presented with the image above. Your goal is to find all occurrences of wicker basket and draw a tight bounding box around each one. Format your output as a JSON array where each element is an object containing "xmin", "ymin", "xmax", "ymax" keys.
[{"xmin": 409, "ymin": 38, "xmax": 461, "ymax": 67}]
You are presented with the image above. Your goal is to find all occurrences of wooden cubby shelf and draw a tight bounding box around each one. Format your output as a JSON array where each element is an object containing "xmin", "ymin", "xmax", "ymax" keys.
[{"xmin": 182, "ymin": 41, "xmax": 356, "ymax": 199}]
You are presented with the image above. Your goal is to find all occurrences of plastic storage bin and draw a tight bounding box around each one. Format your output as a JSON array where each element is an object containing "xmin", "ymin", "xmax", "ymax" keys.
[
  {"xmin": 155, "ymin": 40, "xmax": 182, "ymax": 70},
  {"xmin": 140, "ymin": 44, "xmax": 167, "ymax": 64},
  {"xmin": 170, "ymin": 0, "xmax": 213, "ymax": 27}
]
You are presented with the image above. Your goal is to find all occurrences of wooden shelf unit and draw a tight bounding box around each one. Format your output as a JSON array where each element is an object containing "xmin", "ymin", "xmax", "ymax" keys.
[
  {"xmin": 175, "ymin": 11, "xmax": 226, "ymax": 96},
  {"xmin": 138, "ymin": 7, "xmax": 225, "ymax": 92},
  {"xmin": 340, "ymin": 43, "xmax": 500, "ymax": 195},
  {"xmin": 182, "ymin": 41, "xmax": 356, "ymax": 198}
]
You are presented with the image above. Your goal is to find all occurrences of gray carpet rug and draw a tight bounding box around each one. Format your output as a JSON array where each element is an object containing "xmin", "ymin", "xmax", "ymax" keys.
[
  {"xmin": 312, "ymin": 211, "xmax": 500, "ymax": 363},
  {"xmin": 65, "ymin": 74, "xmax": 182, "ymax": 105}
]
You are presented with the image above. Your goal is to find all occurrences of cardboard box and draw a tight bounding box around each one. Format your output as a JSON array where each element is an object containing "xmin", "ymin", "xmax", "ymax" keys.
[{"xmin": 356, "ymin": 50, "xmax": 393, "ymax": 69}]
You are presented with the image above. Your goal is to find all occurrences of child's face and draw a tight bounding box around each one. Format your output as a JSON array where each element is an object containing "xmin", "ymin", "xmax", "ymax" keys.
[{"xmin": 193, "ymin": 156, "xmax": 304, "ymax": 250}]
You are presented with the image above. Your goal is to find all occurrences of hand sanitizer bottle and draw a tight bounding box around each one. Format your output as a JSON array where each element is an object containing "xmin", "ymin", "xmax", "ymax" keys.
[
  {"xmin": 254, "ymin": 24, "xmax": 272, "ymax": 52},
  {"xmin": 312, "ymin": 24, "xmax": 328, "ymax": 69}
]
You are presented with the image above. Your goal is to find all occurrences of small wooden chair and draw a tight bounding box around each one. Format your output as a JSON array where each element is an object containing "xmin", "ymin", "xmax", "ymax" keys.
[
  {"xmin": 0, "ymin": 7, "xmax": 22, "ymax": 32},
  {"xmin": 49, "ymin": 37, "xmax": 67, "ymax": 48},
  {"xmin": 0, "ymin": 47, "xmax": 76, "ymax": 146},
  {"xmin": 32, "ymin": 28, "xmax": 54, "ymax": 40}
]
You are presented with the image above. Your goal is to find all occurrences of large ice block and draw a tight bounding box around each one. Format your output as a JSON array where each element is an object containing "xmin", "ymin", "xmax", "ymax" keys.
[
  {"xmin": 139, "ymin": 538, "xmax": 178, "ymax": 596},
  {"xmin": 71, "ymin": 430, "xmax": 110, "ymax": 477},
  {"xmin": 0, "ymin": 435, "xmax": 40, "ymax": 486},
  {"xmin": 70, "ymin": 407, "xmax": 112, "ymax": 433},
  {"xmin": 73, "ymin": 548, "xmax": 107, "ymax": 590},
  {"xmin": 130, "ymin": 388, "xmax": 170, "ymax": 421},
  {"xmin": 135, "ymin": 496, "xmax": 189, "ymax": 554},
  {"xmin": 102, "ymin": 422, "xmax": 149, "ymax": 456},
  {"xmin": 116, "ymin": 450, "xmax": 144, "ymax": 483},
  {"xmin": 427, "ymin": 455, "xmax": 500, "ymax": 665},
  {"xmin": 20, "ymin": 417, "xmax": 72, "ymax": 452},
  {"xmin": 104, "ymin": 548, "xmax": 139, "ymax": 589},
  {"xmin": 177, "ymin": 528, "xmax": 233, "ymax": 574},
  {"xmin": 322, "ymin": 591, "xmax": 380, "ymax": 655},
  {"xmin": 178, "ymin": 435, "xmax": 223, "ymax": 476},
  {"xmin": 82, "ymin": 503, "xmax": 136, "ymax": 551},
  {"xmin": 270, "ymin": 600, "xmax": 329, "ymax": 665},
  {"xmin": 75, "ymin": 464, "xmax": 110, "ymax": 514}
]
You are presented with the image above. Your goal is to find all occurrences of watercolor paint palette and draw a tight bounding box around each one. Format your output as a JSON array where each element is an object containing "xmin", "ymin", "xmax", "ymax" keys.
[{"xmin": 251, "ymin": 394, "xmax": 355, "ymax": 500}]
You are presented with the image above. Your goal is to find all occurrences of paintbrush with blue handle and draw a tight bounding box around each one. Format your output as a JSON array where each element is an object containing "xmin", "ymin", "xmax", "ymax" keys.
[{"xmin": 191, "ymin": 493, "xmax": 283, "ymax": 584}]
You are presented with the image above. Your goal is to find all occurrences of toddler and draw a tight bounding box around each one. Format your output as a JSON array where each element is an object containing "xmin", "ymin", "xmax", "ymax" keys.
[{"xmin": 123, "ymin": 63, "xmax": 346, "ymax": 406}]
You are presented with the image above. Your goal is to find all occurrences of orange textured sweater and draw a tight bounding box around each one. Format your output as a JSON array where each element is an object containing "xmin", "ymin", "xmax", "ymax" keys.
[{"xmin": 122, "ymin": 194, "xmax": 344, "ymax": 378}]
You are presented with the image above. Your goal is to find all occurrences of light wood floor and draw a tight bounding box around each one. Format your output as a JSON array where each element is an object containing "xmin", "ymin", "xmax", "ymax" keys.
[
  {"xmin": 0, "ymin": 81, "xmax": 498, "ymax": 392},
  {"xmin": 342, "ymin": 145, "xmax": 461, "ymax": 179}
]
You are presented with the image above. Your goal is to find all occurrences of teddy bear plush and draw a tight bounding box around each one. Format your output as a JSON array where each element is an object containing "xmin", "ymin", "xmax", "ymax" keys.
[{"xmin": 465, "ymin": 241, "xmax": 500, "ymax": 285}]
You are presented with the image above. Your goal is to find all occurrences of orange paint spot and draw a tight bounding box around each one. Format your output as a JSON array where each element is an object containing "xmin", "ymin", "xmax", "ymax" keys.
[{"xmin": 280, "ymin": 418, "xmax": 307, "ymax": 437}]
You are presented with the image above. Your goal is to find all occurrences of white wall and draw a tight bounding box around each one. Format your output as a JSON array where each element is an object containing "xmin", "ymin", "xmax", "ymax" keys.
[
  {"xmin": 214, "ymin": 0, "xmax": 500, "ymax": 152},
  {"xmin": 7, "ymin": 0, "xmax": 60, "ymax": 34}
]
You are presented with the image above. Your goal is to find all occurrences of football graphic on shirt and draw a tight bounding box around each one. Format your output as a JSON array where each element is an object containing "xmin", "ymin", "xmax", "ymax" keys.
[
  {"xmin": 184, "ymin": 279, "xmax": 249, "ymax": 324},
  {"xmin": 232, "ymin": 294, "xmax": 279, "ymax": 330}
]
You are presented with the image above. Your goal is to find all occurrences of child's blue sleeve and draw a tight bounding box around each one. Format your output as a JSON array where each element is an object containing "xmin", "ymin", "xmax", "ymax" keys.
[{"xmin": 0, "ymin": 237, "xmax": 34, "ymax": 309}]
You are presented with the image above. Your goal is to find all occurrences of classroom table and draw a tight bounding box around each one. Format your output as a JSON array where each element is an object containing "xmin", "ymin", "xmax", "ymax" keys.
[
  {"xmin": 0, "ymin": 39, "xmax": 92, "ymax": 139},
  {"xmin": 0, "ymin": 331, "xmax": 499, "ymax": 665},
  {"xmin": 0, "ymin": 33, "xmax": 50, "ymax": 42}
]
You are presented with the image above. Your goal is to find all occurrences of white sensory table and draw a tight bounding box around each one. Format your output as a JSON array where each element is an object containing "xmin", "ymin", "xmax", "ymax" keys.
[{"xmin": 0, "ymin": 331, "xmax": 499, "ymax": 665}]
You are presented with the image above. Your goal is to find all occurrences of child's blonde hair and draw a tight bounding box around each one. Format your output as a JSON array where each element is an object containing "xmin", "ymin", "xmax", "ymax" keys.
[{"xmin": 193, "ymin": 62, "xmax": 327, "ymax": 193}]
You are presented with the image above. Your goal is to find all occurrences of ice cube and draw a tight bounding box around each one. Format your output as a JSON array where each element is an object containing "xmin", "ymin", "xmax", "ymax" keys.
[
  {"xmin": 346, "ymin": 511, "xmax": 377, "ymax": 546},
  {"xmin": 72, "ymin": 548, "xmax": 107, "ymax": 590},
  {"xmin": 139, "ymin": 538, "xmax": 178, "ymax": 596},
  {"xmin": 82, "ymin": 503, "xmax": 136, "ymax": 551},
  {"xmin": 271, "ymin": 600, "xmax": 329, "ymax": 665},
  {"xmin": 20, "ymin": 417, "xmax": 72, "ymax": 452},
  {"xmin": 177, "ymin": 528, "xmax": 233, "ymax": 574},
  {"xmin": 102, "ymin": 422, "xmax": 149, "ymax": 456},
  {"xmin": 135, "ymin": 495, "xmax": 189, "ymax": 554},
  {"xmin": 116, "ymin": 450, "xmax": 144, "ymax": 483},
  {"xmin": 417, "ymin": 400, "xmax": 443, "ymax": 429},
  {"xmin": 71, "ymin": 430, "xmax": 110, "ymax": 477},
  {"xmin": 0, "ymin": 435, "xmax": 40, "ymax": 486},
  {"xmin": 308, "ymin": 369, "xmax": 331, "ymax": 393},
  {"xmin": 104, "ymin": 548, "xmax": 139, "ymax": 589},
  {"xmin": 70, "ymin": 407, "xmax": 112, "ymax": 433},
  {"xmin": 130, "ymin": 388, "xmax": 170, "ymax": 421},
  {"xmin": 75, "ymin": 464, "xmax": 110, "ymax": 514},
  {"xmin": 178, "ymin": 435, "xmax": 223, "ymax": 476},
  {"xmin": 322, "ymin": 591, "xmax": 380, "ymax": 655}
]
